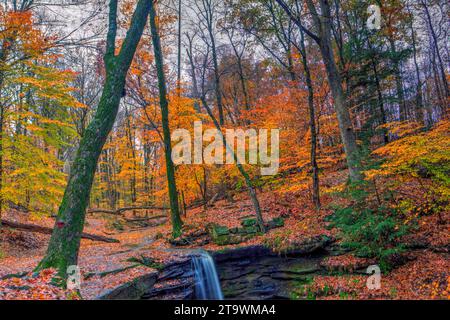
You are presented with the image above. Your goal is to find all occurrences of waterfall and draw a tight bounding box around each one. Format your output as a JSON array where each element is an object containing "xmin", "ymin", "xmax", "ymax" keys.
[{"xmin": 191, "ymin": 251, "xmax": 224, "ymax": 300}]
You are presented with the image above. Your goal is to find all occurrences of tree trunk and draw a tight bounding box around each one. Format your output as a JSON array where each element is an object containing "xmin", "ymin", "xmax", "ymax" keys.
[
  {"xmin": 185, "ymin": 34, "xmax": 201, "ymax": 112},
  {"xmin": 35, "ymin": 0, "xmax": 152, "ymax": 279},
  {"xmin": 200, "ymin": 98, "xmax": 266, "ymax": 232},
  {"xmin": 0, "ymin": 38, "xmax": 11, "ymax": 225},
  {"xmin": 125, "ymin": 107, "xmax": 137, "ymax": 204},
  {"xmin": 1, "ymin": 219, "xmax": 119, "ymax": 243},
  {"xmin": 149, "ymin": 1, "xmax": 183, "ymax": 238},
  {"xmin": 389, "ymin": 38, "xmax": 407, "ymax": 121},
  {"xmin": 370, "ymin": 55, "xmax": 389, "ymax": 144},
  {"xmin": 177, "ymin": 0, "xmax": 182, "ymax": 91},
  {"xmin": 299, "ymin": 27, "xmax": 320, "ymax": 209},
  {"xmin": 408, "ymin": 9, "xmax": 424, "ymax": 125},
  {"xmin": 310, "ymin": 0, "xmax": 362, "ymax": 182},
  {"xmin": 0, "ymin": 105, "xmax": 3, "ymax": 223},
  {"xmin": 422, "ymin": 0, "xmax": 449, "ymax": 98},
  {"xmin": 210, "ymin": 30, "xmax": 225, "ymax": 125},
  {"xmin": 276, "ymin": 0, "xmax": 362, "ymax": 182}
]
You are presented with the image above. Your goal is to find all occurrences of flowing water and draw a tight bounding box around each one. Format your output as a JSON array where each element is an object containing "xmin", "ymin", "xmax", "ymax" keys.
[{"xmin": 191, "ymin": 251, "xmax": 224, "ymax": 300}]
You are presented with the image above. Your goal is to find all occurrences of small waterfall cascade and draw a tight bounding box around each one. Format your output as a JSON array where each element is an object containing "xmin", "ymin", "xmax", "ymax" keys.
[{"xmin": 191, "ymin": 251, "xmax": 224, "ymax": 300}]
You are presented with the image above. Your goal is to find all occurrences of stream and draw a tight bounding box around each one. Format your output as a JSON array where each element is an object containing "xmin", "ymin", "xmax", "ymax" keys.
[
  {"xmin": 137, "ymin": 242, "xmax": 336, "ymax": 300},
  {"xmin": 96, "ymin": 237, "xmax": 339, "ymax": 300},
  {"xmin": 192, "ymin": 251, "xmax": 224, "ymax": 299}
]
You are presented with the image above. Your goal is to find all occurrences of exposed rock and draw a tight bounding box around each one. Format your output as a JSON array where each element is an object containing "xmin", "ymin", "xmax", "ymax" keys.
[
  {"xmin": 142, "ymin": 258, "xmax": 195, "ymax": 300},
  {"xmin": 270, "ymin": 272, "xmax": 311, "ymax": 281},
  {"xmin": 169, "ymin": 229, "xmax": 210, "ymax": 246},
  {"xmin": 209, "ymin": 217, "xmax": 285, "ymax": 246},
  {"xmin": 101, "ymin": 236, "xmax": 334, "ymax": 300},
  {"xmin": 98, "ymin": 272, "xmax": 158, "ymax": 300},
  {"xmin": 285, "ymin": 235, "xmax": 334, "ymax": 255},
  {"xmin": 211, "ymin": 239, "xmax": 333, "ymax": 300}
]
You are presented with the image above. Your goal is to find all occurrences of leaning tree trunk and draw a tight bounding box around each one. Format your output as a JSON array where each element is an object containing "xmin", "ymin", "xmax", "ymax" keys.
[
  {"xmin": 149, "ymin": 1, "xmax": 183, "ymax": 238},
  {"xmin": 35, "ymin": 0, "xmax": 152, "ymax": 280},
  {"xmin": 200, "ymin": 98, "xmax": 266, "ymax": 232}
]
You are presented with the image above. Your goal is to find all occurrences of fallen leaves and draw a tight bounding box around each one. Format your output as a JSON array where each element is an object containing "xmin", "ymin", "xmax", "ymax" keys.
[
  {"xmin": 0, "ymin": 269, "xmax": 79, "ymax": 300},
  {"xmin": 0, "ymin": 171, "xmax": 448, "ymax": 300}
]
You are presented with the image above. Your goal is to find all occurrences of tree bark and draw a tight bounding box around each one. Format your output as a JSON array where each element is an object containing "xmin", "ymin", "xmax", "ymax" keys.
[
  {"xmin": 307, "ymin": 0, "xmax": 362, "ymax": 181},
  {"xmin": 299, "ymin": 27, "xmax": 320, "ymax": 209},
  {"xmin": 0, "ymin": 104, "xmax": 4, "ymax": 223},
  {"xmin": 35, "ymin": 0, "xmax": 152, "ymax": 279},
  {"xmin": 149, "ymin": 1, "xmax": 183, "ymax": 238},
  {"xmin": 200, "ymin": 98, "xmax": 266, "ymax": 232},
  {"xmin": 408, "ymin": 6, "xmax": 424, "ymax": 125},
  {"xmin": 389, "ymin": 38, "xmax": 407, "ymax": 121},
  {"xmin": 210, "ymin": 27, "xmax": 225, "ymax": 125},
  {"xmin": 0, "ymin": 36, "xmax": 12, "ymax": 225},
  {"xmin": 177, "ymin": 0, "xmax": 182, "ymax": 91},
  {"xmin": 185, "ymin": 33, "xmax": 201, "ymax": 112}
]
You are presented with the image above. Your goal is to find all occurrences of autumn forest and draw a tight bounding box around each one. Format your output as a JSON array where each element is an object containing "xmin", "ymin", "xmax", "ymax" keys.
[{"xmin": 0, "ymin": 0, "xmax": 448, "ymax": 301}]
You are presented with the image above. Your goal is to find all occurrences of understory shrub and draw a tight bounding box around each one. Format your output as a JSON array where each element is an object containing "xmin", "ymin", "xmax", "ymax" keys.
[{"xmin": 327, "ymin": 182, "xmax": 409, "ymax": 272}]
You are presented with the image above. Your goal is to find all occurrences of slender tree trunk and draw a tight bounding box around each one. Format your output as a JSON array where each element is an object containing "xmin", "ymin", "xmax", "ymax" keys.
[
  {"xmin": 226, "ymin": 31, "xmax": 250, "ymax": 123},
  {"xmin": 299, "ymin": 28, "xmax": 320, "ymax": 209},
  {"xmin": 186, "ymin": 36, "xmax": 201, "ymax": 112},
  {"xmin": 210, "ymin": 32, "xmax": 225, "ymax": 125},
  {"xmin": 408, "ymin": 10, "xmax": 424, "ymax": 125},
  {"xmin": 389, "ymin": 38, "xmax": 407, "ymax": 121},
  {"xmin": 431, "ymin": 49, "xmax": 444, "ymax": 113},
  {"xmin": 106, "ymin": 148, "xmax": 116, "ymax": 210},
  {"xmin": 202, "ymin": 167, "xmax": 207, "ymax": 208},
  {"xmin": 125, "ymin": 108, "xmax": 137, "ymax": 204},
  {"xmin": 177, "ymin": 0, "xmax": 182, "ymax": 92},
  {"xmin": 200, "ymin": 98, "xmax": 265, "ymax": 232},
  {"xmin": 0, "ymin": 105, "xmax": 4, "ymax": 223},
  {"xmin": 149, "ymin": 1, "xmax": 183, "ymax": 238},
  {"xmin": 233, "ymin": 50, "xmax": 250, "ymax": 121},
  {"xmin": 370, "ymin": 56, "xmax": 389, "ymax": 144},
  {"xmin": 143, "ymin": 131, "xmax": 152, "ymax": 203},
  {"xmin": 422, "ymin": 0, "xmax": 449, "ymax": 98},
  {"xmin": 236, "ymin": 57, "xmax": 250, "ymax": 113},
  {"xmin": 35, "ymin": 0, "xmax": 153, "ymax": 279},
  {"xmin": 0, "ymin": 39, "xmax": 11, "ymax": 225}
]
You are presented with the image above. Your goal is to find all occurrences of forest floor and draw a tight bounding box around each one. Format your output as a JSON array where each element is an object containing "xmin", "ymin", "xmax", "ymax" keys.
[{"xmin": 0, "ymin": 171, "xmax": 448, "ymax": 300}]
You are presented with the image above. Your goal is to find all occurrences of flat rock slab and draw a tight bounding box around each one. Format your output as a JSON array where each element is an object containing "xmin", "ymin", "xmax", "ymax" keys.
[{"xmin": 97, "ymin": 272, "xmax": 158, "ymax": 300}]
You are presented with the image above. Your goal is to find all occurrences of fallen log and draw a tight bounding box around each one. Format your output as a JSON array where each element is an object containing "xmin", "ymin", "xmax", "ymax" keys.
[
  {"xmin": 206, "ymin": 192, "xmax": 220, "ymax": 207},
  {"xmin": 123, "ymin": 215, "xmax": 167, "ymax": 222},
  {"xmin": 88, "ymin": 205, "xmax": 169, "ymax": 215},
  {"xmin": 88, "ymin": 201, "xmax": 207, "ymax": 216},
  {"xmin": 186, "ymin": 200, "xmax": 206, "ymax": 210},
  {"xmin": 0, "ymin": 219, "xmax": 119, "ymax": 243}
]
